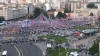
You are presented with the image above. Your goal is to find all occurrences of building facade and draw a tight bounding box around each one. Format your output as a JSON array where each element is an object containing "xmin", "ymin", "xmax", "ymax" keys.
[{"xmin": 0, "ymin": 7, "xmax": 26, "ymax": 20}]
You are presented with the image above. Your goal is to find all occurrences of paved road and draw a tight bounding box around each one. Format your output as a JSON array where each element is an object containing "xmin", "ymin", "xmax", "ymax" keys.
[
  {"xmin": 1, "ymin": 44, "xmax": 19, "ymax": 56},
  {"xmin": 16, "ymin": 43, "xmax": 43, "ymax": 56}
]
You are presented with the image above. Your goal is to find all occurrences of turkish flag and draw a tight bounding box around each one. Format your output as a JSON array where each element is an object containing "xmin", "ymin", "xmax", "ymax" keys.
[{"xmin": 68, "ymin": 13, "xmax": 71, "ymax": 17}]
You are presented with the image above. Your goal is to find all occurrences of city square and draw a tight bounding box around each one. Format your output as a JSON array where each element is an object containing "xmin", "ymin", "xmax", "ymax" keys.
[{"xmin": 0, "ymin": 0, "xmax": 100, "ymax": 56}]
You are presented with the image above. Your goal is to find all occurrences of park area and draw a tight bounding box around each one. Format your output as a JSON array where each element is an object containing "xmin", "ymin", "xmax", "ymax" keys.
[{"xmin": 38, "ymin": 35, "xmax": 67, "ymax": 44}]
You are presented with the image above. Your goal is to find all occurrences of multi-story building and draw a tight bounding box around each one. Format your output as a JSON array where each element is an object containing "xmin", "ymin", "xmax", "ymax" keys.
[
  {"xmin": 0, "ymin": 7, "xmax": 26, "ymax": 20},
  {"xmin": 26, "ymin": 0, "xmax": 34, "ymax": 4},
  {"xmin": 38, "ymin": 0, "xmax": 46, "ymax": 3}
]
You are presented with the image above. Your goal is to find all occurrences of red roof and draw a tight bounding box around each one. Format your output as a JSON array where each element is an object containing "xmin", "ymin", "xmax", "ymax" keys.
[
  {"xmin": 47, "ymin": 11, "xmax": 54, "ymax": 15},
  {"xmin": 56, "ymin": 9, "xmax": 64, "ymax": 12}
]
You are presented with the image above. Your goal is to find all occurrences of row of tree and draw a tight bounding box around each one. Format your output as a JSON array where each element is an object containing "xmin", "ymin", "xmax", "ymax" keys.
[{"xmin": 32, "ymin": 7, "xmax": 71, "ymax": 19}]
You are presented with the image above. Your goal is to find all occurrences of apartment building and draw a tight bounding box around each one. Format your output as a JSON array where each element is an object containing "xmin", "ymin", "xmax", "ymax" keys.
[
  {"xmin": 0, "ymin": 7, "xmax": 26, "ymax": 20},
  {"xmin": 81, "ymin": 2, "xmax": 88, "ymax": 8},
  {"xmin": 38, "ymin": 0, "xmax": 46, "ymax": 3},
  {"xmin": 74, "ymin": 8, "xmax": 100, "ymax": 17}
]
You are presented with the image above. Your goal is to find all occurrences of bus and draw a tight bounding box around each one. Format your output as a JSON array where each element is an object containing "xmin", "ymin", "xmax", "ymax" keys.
[{"xmin": 2, "ymin": 51, "xmax": 7, "ymax": 56}]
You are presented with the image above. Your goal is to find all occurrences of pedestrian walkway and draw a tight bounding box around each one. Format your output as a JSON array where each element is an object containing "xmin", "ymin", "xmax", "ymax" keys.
[
  {"xmin": 69, "ymin": 36, "xmax": 97, "ymax": 49},
  {"xmin": 35, "ymin": 42, "xmax": 47, "ymax": 56},
  {"xmin": 72, "ymin": 36, "xmax": 96, "ymax": 46}
]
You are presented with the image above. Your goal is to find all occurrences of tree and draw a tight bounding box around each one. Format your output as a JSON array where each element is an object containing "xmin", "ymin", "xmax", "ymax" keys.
[
  {"xmin": 41, "ymin": 9, "xmax": 49, "ymax": 18},
  {"xmin": 62, "ymin": 13, "xmax": 67, "ymax": 18},
  {"xmin": 0, "ymin": 17, "xmax": 5, "ymax": 23},
  {"xmin": 89, "ymin": 40, "xmax": 99, "ymax": 55},
  {"xmin": 64, "ymin": 8, "xmax": 70, "ymax": 13},
  {"xmin": 34, "ymin": 7, "xmax": 48, "ymax": 18},
  {"xmin": 56, "ymin": 12, "xmax": 67, "ymax": 19},
  {"xmin": 34, "ymin": 7, "xmax": 41, "ymax": 18},
  {"xmin": 28, "ymin": 15, "xmax": 34, "ymax": 19},
  {"xmin": 56, "ymin": 12, "xmax": 63, "ymax": 19},
  {"xmin": 87, "ymin": 3, "xmax": 96, "ymax": 8},
  {"xmin": 89, "ymin": 12, "xmax": 94, "ymax": 16}
]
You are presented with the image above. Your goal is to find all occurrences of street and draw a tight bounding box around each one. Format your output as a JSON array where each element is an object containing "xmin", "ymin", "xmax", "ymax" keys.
[
  {"xmin": 1, "ymin": 44, "xmax": 19, "ymax": 56},
  {"xmin": 16, "ymin": 43, "xmax": 43, "ymax": 56}
]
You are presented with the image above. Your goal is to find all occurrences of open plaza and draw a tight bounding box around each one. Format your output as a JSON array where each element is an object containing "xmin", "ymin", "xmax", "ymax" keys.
[{"xmin": 0, "ymin": 14, "xmax": 99, "ymax": 56}]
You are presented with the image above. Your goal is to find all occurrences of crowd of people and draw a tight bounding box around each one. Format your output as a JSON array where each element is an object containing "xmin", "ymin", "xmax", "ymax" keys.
[{"xmin": 0, "ymin": 18, "xmax": 91, "ymax": 47}]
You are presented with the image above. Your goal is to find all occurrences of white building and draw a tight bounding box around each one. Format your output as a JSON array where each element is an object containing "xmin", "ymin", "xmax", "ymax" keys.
[
  {"xmin": 26, "ymin": 0, "xmax": 33, "ymax": 4},
  {"xmin": 0, "ymin": 7, "xmax": 26, "ymax": 20},
  {"xmin": 74, "ymin": 8, "xmax": 100, "ymax": 17},
  {"xmin": 52, "ymin": 0, "xmax": 61, "ymax": 9},
  {"xmin": 38, "ymin": 0, "xmax": 46, "ymax": 3},
  {"xmin": 88, "ymin": 0, "xmax": 98, "ymax": 2},
  {"xmin": 10, "ymin": 0, "xmax": 18, "ymax": 4},
  {"xmin": 44, "ymin": 3, "xmax": 51, "ymax": 11}
]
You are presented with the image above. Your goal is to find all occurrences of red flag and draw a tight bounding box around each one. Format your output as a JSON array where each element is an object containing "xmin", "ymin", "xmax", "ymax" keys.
[{"xmin": 68, "ymin": 13, "xmax": 71, "ymax": 17}]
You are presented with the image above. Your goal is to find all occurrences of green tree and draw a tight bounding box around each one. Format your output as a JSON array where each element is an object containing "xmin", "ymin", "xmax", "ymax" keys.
[
  {"xmin": 89, "ymin": 12, "xmax": 94, "ymax": 16},
  {"xmin": 87, "ymin": 3, "xmax": 96, "ymax": 8},
  {"xmin": 41, "ymin": 9, "xmax": 49, "ymax": 18},
  {"xmin": 28, "ymin": 15, "xmax": 34, "ymax": 19},
  {"xmin": 0, "ymin": 17, "xmax": 5, "ymax": 23},
  {"xmin": 89, "ymin": 40, "xmax": 99, "ymax": 55},
  {"xmin": 34, "ymin": 7, "xmax": 41, "ymax": 18},
  {"xmin": 64, "ymin": 8, "xmax": 70, "ymax": 13},
  {"xmin": 34, "ymin": 7, "xmax": 48, "ymax": 18},
  {"xmin": 62, "ymin": 13, "xmax": 67, "ymax": 18},
  {"xmin": 56, "ymin": 12, "xmax": 63, "ymax": 19},
  {"xmin": 56, "ymin": 12, "xmax": 67, "ymax": 19}
]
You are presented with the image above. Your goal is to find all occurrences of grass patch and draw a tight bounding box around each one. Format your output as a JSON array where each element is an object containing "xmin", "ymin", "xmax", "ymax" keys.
[
  {"xmin": 38, "ymin": 35, "xmax": 67, "ymax": 44},
  {"xmin": 74, "ymin": 26, "xmax": 100, "ymax": 30},
  {"xmin": 47, "ymin": 47, "xmax": 74, "ymax": 56}
]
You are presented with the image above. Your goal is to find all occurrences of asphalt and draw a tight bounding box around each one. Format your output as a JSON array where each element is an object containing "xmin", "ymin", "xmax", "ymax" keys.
[
  {"xmin": 1, "ymin": 44, "xmax": 19, "ymax": 56},
  {"xmin": 16, "ymin": 43, "xmax": 43, "ymax": 56}
]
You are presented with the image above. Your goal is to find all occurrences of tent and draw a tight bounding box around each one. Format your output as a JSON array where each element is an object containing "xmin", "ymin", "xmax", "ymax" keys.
[{"xmin": 31, "ymin": 13, "xmax": 65, "ymax": 28}]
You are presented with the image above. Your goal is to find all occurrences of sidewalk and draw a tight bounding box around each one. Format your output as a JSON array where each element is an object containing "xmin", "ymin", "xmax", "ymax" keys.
[
  {"xmin": 71, "ymin": 36, "xmax": 96, "ymax": 47},
  {"xmin": 35, "ymin": 42, "xmax": 47, "ymax": 56}
]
